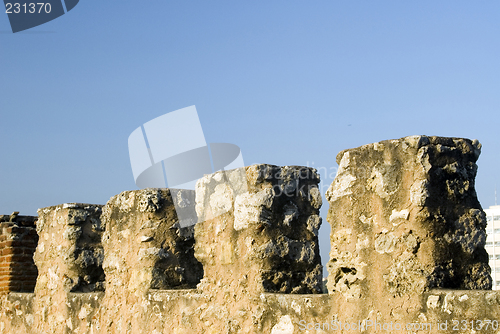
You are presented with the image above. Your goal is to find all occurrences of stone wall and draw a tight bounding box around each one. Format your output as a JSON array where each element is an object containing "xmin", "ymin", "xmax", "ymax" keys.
[
  {"xmin": 0, "ymin": 136, "xmax": 499, "ymax": 334},
  {"xmin": 325, "ymin": 136, "xmax": 492, "ymax": 325}
]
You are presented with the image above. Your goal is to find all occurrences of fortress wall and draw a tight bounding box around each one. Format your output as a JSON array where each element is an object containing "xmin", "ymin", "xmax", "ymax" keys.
[{"xmin": 0, "ymin": 136, "xmax": 499, "ymax": 334}]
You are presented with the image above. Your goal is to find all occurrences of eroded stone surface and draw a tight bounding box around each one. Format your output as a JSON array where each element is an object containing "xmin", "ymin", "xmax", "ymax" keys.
[
  {"xmin": 1, "ymin": 155, "xmax": 499, "ymax": 334},
  {"xmin": 31, "ymin": 203, "xmax": 104, "ymax": 333},
  {"xmin": 101, "ymin": 188, "xmax": 202, "ymax": 292},
  {"xmin": 326, "ymin": 135, "xmax": 492, "ymax": 327},
  {"xmin": 195, "ymin": 164, "xmax": 323, "ymax": 295},
  {"xmin": 97, "ymin": 188, "xmax": 204, "ymax": 333}
]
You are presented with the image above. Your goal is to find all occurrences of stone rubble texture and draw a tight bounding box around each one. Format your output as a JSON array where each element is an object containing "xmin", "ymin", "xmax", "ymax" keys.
[
  {"xmin": 195, "ymin": 164, "xmax": 323, "ymax": 295},
  {"xmin": 325, "ymin": 136, "xmax": 495, "ymax": 331},
  {"xmin": 99, "ymin": 188, "xmax": 203, "ymax": 333},
  {"xmin": 32, "ymin": 203, "xmax": 105, "ymax": 333},
  {"xmin": 0, "ymin": 137, "xmax": 499, "ymax": 333}
]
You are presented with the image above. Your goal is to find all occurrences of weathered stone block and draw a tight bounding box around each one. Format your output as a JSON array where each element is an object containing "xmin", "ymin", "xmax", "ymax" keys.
[
  {"xmin": 101, "ymin": 188, "xmax": 202, "ymax": 292},
  {"xmin": 98, "ymin": 188, "xmax": 202, "ymax": 333},
  {"xmin": 195, "ymin": 164, "xmax": 323, "ymax": 295},
  {"xmin": 326, "ymin": 136, "xmax": 491, "ymax": 320},
  {"xmin": 2, "ymin": 142, "xmax": 500, "ymax": 333},
  {"xmin": 32, "ymin": 203, "xmax": 103, "ymax": 333}
]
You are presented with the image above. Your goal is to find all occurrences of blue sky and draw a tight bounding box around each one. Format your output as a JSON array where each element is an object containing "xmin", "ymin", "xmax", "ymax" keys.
[{"xmin": 1, "ymin": 1, "xmax": 499, "ymax": 274}]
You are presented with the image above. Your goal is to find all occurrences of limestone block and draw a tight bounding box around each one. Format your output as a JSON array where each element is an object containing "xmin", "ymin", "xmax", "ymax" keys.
[
  {"xmin": 326, "ymin": 136, "xmax": 490, "ymax": 321},
  {"xmin": 195, "ymin": 164, "xmax": 323, "ymax": 295},
  {"xmin": 101, "ymin": 188, "xmax": 202, "ymax": 292},
  {"xmin": 34, "ymin": 203, "xmax": 104, "ymax": 294}
]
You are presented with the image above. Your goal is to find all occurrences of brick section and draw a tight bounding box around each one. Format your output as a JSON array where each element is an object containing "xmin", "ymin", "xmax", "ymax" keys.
[{"xmin": 0, "ymin": 213, "xmax": 38, "ymax": 293}]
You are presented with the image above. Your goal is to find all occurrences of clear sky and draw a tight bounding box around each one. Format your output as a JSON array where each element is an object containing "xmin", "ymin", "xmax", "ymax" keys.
[{"xmin": 1, "ymin": 1, "xmax": 499, "ymax": 274}]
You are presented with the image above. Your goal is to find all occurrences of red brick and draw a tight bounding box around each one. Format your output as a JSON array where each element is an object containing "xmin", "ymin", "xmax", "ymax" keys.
[
  {"xmin": 4, "ymin": 254, "xmax": 22, "ymax": 262},
  {"xmin": 11, "ymin": 266, "xmax": 36, "ymax": 274},
  {"xmin": 18, "ymin": 254, "xmax": 34, "ymax": 262},
  {"xmin": 19, "ymin": 270, "xmax": 38, "ymax": 277},
  {"xmin": 1, "ymin": 247, "xmax": 19, "ymax": 256},
  {"xmin": 9, "ymin": 240, "xmax": 29, "ymax": 247},
  {"xmin": 8, "ymin": 262, "xmax": 31, "ymax": 268},
  {"xmin": 0, "ymin": 241, "xmax": 13, "ymax": 248},
  {"xmin": 20, "ymin": 234, "xmax": 37, "ymax": 242},
  {"xmin": 0, "ymin": 281, "xmax": 11, "ymax": 288},
  {"xmin": 19, "ymin": 276, "xmax": 37, "ymax": 283},
  {"xmin": 17, "ymin": 240, "xmax": 35, "ymax": 248}
]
